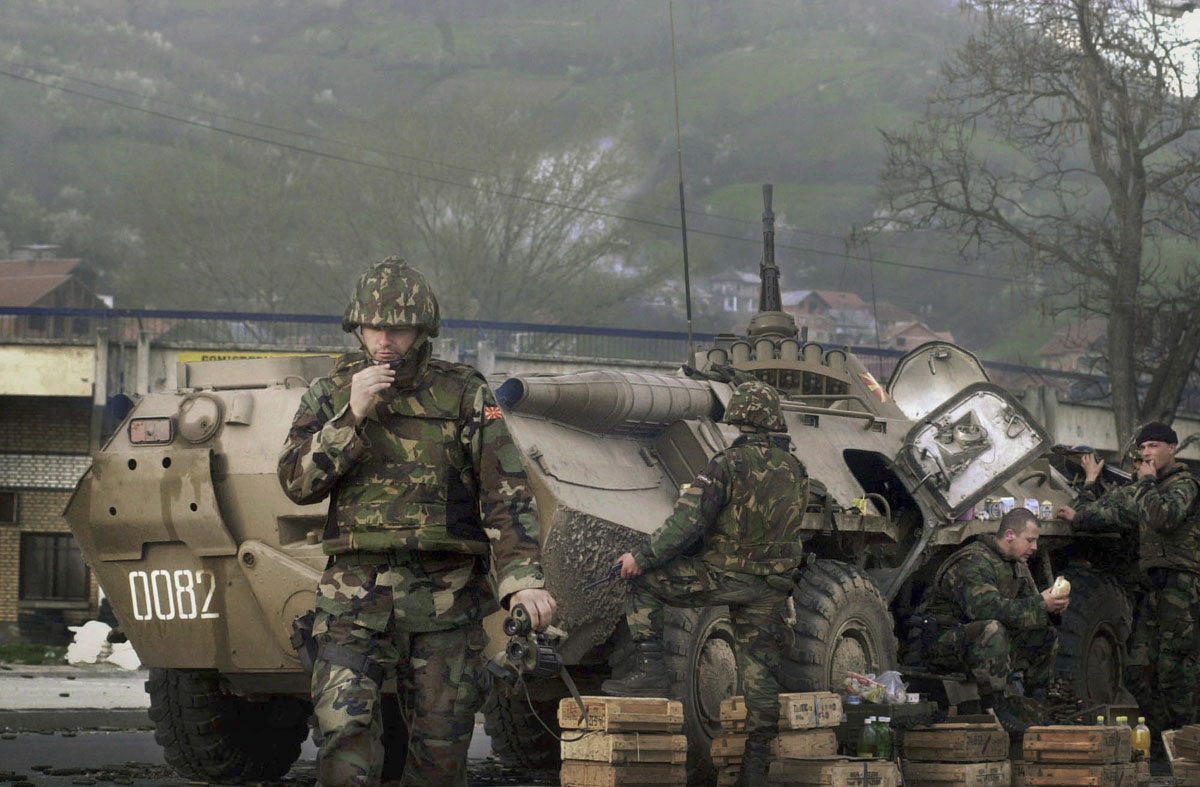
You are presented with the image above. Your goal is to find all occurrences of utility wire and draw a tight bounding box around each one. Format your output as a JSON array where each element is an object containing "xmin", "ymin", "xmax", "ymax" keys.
[{"xmin": 0, "ymin": 64, "xmax": 1026, "ymax": 285}]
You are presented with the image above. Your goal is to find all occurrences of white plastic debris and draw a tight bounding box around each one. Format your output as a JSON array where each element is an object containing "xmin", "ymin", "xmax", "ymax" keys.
[
  {"xmin": 66, "ymin": 620, "xmax": 112, "ymax": 665},
  {"xmin": 106, "ymin": 640, "xmax": 142, "ymax": 670}
]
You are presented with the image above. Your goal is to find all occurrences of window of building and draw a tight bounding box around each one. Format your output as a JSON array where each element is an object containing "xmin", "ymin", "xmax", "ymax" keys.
[
  {"xmin": 19, "ymin": 533, "xmax": 89, "ymax": 601},
  {"xmin": 0, "ymin": 490, "xmax": 15, "ymax": 524}
]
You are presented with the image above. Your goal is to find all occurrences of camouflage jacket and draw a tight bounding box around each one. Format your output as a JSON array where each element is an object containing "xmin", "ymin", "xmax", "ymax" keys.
[
  {"xmin": 1073, "ymin": 462, "xmax": 1200, "ymax": 574},
  {"xmin": 632, "ymin": 432, "xmax": 809, "ymax": 576},
  {"xmin": 920, "ymin": 538, "xmax": 1048, "ymax": 630},
  {"xmin": 277, "ymin": 351, "xmax": 544, "ymax": 604}
]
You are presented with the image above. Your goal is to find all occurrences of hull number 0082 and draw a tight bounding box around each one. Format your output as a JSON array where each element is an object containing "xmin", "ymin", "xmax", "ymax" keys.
[{"xmin": 128, "ymin": 569, "xmax": 220, "ymax": 621}]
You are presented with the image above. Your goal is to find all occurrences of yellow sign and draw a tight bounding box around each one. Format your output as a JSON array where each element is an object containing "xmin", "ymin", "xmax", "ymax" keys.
[{"xmin": 176, "ymin": 351, "xmax": 339, "ymax": 362}]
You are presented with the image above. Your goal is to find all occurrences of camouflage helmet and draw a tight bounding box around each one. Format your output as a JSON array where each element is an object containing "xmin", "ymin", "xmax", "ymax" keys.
[
  {"xmin": 342, "ymin": 257, "xmax": 440, "ymax": 337},
  {"xmin": 723, "ymin": 380, "xmax": 785, "ymax": 431}
]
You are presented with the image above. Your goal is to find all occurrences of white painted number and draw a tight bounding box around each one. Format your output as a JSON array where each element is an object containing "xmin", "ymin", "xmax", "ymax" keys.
[{"xmin": 128, "ymin": 569, "xmax": 220, "ymax": 621}]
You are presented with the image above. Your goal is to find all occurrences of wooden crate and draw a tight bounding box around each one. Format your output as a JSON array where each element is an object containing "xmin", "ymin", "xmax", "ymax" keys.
[
  {"xmin": 901, "ymin": 759, "xmax": 1012, "ymax": 786},
  {"xmin": 721, "ymin": 692, "xmax": 843, "ymax": 732},
  {"xmin": 1023, "ymin": 725, "xmax": 1133, "ymax": 765},
  {"xmin": 717, "ymin": 764, "xmax": 740, "ymax": 787},
  {"xmin": 559, "ymin": 761, "xmax": 686, "ymax": 787},
  {"xmin": 1134, "ymin": 760, "xmax": 1149, "ymax": 787},
  {"xmin": 902, "ymin": 721, "xmax": 1009, "ymax": 762},
  {"xmin": 710, "ymin": 729, "xmax": 839, "ymax": 766},
  {"xmin": 558, "ymin": 696, "xmax": 684, "ymax": 733},
  {"xmin": 765, "ymin": 757, "xmax": 901, "ymax": 787},
  {"xmin": 1164, "ymin": 729, "xmax": 1200, "ymax": 787},
  {"xmin": 1019, "ymin": 762, "xmax": 1136, "ymax": 786},
  {"xmin": 561, "ymin": 732, "xmax": 687, "ymax": 765},
  {"xmin": 1011, "ymin": 761, "xmax": 1025, "ymax": 787},
  {"xmin": 1175, "ymin": 725, "xmax": 1200, "ymax": 761}
]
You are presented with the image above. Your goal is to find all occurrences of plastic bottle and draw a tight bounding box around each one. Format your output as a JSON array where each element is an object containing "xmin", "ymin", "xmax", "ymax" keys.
[
  {"xmin": 1134, "ymin": 717, "xmax": 1151, "ymax": 761},
  {"xmin": 1096, "ymin": 715, "xmax": 1106, "ymax": 726},
  {"xmin": 859, "ymin": 716, "xmax": 877, "ymax": 757},
  {"xmin": 875, "ymin": 717, "xmax": 894, "ymax": 759}
]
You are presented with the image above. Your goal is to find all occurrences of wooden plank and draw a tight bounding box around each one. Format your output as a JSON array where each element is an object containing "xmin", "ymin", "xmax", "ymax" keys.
[
  {"xmin": 559, "ymin": 761, "xmax": 686, "ymax": 787},
  {"xmin": 1134, "ymin": 760, "xmax": 1149, "ymax": 787},
  {"xmin": 765, "ymin": 757, "xmax": 901, "ymax": 787},
  {"xmin": 721, "ymin": 692, "xmax": 842, "ymax": 732},
  {"xmin": 1023, "ymin": 725, "xmax": 1133, "ymax": 764},
  {"xmin": 561, "ymin": 732, "xmax": 687, "ymax": 764},
  {"xmin": 902, "ymin": 723, "xmax": 1009, "ymax": 762},
  {"xmin": 1021, "ymin": 762, "xmax": 1135, "ymax": 786},
  {"xmin": 1174, "ymin": 725, "xmax": 1200, "ymax": 761},
  {"xmin": 710, "ymin": 730, "xmax": 839, "ymax": 766},
  {"xmin": 901, "ymin": 759, "xmax": 1011, "ymax": 787},
  {"xmin": 1164, "ymin": 729, "xmax": 1200, "ymax": 787},
  {"xmin": 558, "ymin": 696, "xmax": 684, "ymax": 733}
]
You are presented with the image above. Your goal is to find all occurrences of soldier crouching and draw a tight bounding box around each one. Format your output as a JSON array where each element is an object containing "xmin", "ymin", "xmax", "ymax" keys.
[{"xmin": 910, "ymin": 507, "xmax": 1067, "ymax": 733}]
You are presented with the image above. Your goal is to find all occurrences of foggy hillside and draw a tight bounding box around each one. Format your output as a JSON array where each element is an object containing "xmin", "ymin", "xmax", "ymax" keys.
[{"xmin": 0, "ymin": 0, "xmax": 1036, "ymax": 356}]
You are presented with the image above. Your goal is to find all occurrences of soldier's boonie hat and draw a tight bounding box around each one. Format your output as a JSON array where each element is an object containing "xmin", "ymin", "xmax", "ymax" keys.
[
  {"xmin": 342, "ymin": 257, "xmax": 441, "ymax": 337},
  {"xmin": 1136, "ymin": 421, "xmax": 1177, "ymax": 445},
  {"xmin": 723, "ymin": 380, "xmax": 786, "ymax": 432}
]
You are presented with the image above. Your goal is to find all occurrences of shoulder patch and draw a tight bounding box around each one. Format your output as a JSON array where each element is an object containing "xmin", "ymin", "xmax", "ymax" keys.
[{"xmin": 693, "ymin": 472, "xmax": 714, "ymax": 487}]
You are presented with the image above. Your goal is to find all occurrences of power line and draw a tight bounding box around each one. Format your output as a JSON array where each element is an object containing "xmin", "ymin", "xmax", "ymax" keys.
[{"xmin": 0, "ymin": 64, "xmax": 1026, "ymax": 285}]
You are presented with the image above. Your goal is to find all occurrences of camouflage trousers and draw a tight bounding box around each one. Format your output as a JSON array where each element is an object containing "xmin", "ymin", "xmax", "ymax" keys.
[
  {"xmin": 626, "ymin": 557, "xmax": 789, "ymax": 741},
  {"xmin": 1124, "ymin": 568, "xmax": 1200, "ymax": 732},
  {"xmin": 923, "ymin": 619, "xmax": 1057, "ymax": 695},
  {"xmin": 310, "ymin": 554, "xmax": 490, "ymax": 787}
]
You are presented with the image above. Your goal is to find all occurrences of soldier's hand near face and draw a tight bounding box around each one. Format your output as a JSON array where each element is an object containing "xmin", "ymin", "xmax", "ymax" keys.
[
  {"xmin": 509, "ymin": 588, "xmax": 557, "ymax": 631},
  {"xmin": 349, "ymin": 364, "xmax": 395, "ymax": 424},
  {"xmin": 1081, "ymin": 454, "xmax": 1105, "ymax": 484},
  {"xmin": 1041, "ymin": 587, "xmax": 1069, "ymax": 614},
  {"xmin": 1136, "ymin": 457, "xmax": 1158, "ymax": 480}
]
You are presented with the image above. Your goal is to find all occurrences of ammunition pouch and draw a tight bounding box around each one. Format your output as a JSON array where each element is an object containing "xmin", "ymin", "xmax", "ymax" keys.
[
  {"xmin": 290, "ymin": 611, "xmax": 318, "ymax": 675},
  {"xmin": 903, "ymin": 612, "xmax": 964, "ymax": 667}
]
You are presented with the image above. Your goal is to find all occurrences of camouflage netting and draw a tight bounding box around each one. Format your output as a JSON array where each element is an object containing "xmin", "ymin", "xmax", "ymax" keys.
[{"xmin": 342, "ymin": 256, "xmax": 441, "ymax": 336}]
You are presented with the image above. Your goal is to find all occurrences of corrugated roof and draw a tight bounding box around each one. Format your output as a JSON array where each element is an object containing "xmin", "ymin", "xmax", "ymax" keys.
[{"xmin": 0, "ymin": 258, "xmax": 86, "ymax": 307}]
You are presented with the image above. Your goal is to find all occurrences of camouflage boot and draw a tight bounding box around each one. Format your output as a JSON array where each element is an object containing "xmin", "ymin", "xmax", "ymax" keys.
[
  {"xmin": 984, "ymin": 693, "xmax": 1029, "ymax": 737},
  {"xmin": 601, "ymin": 642, "xmax": 670, "ymax": 697},
  {"xmin": 734, "ymin": 736, "xmax": 771, "ymax": 787}
]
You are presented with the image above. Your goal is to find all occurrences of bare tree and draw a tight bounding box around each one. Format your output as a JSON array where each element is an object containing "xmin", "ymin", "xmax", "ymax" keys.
[
  {"xmin": 328, "ymin": 97, "xmax": 666, "ymax": 325},
  {"xmin": 879, "ymin": 0, "xmax": 1200, "ymax": 442}
]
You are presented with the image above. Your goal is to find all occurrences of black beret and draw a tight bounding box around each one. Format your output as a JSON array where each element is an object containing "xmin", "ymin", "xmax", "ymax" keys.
[{"xmin": 1136, "ymin": 421, "xmax": 1178, "ymax": 445}]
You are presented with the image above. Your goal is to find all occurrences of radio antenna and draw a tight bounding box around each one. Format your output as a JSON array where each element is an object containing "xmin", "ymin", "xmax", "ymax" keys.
[{"xmin": 668, "ymin": 0, "xmax": 695, "ymax": 365}]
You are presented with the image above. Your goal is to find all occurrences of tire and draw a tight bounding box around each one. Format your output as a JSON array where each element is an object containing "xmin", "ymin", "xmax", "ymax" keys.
[
  {"xmin": 482, "ymin": 684, "xmax": 561, "ymax": 772},
  {"xmin": 146, "ymin": 668, "xmax": 309, "ymax": 783},
  {"xmin": 665, "ymin": 605, "xmax": 739, "ymax": 787},
  {"xmin": 782, "ymin": 560, "xmax": 898, "ymax": 692},
  {"xmin": 1054, "ymin": 567, "xmax": 1133, "ymax": 704}
]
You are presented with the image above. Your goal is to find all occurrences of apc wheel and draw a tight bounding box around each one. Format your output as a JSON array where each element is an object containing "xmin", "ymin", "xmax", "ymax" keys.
[
  {"xmin": 666, "ymin": 606, "xmax": 739, "ymax": 787},
  {"xmin": 482, "ymin": 685, "xmax": 560, "ymax": 772},
  {"xmin": 1054, "ymin": 567, "xmax": 1132, "ymax": 704},
  {"xmin": 781, "ymin": 560, "xmax": 897, "ymax": 692},
  {"xmin": 146, "ymin": 668, "xmax": 309, "ymax": 783}
]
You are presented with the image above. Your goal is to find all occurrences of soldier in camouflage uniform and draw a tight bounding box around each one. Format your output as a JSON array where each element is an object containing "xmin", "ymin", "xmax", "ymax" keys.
[
  {"xmin": 1058, "ymin": 422, "xmax": 1200, "ymax": 733},
  {"xmin": 913, "ymin": 508, "xmax": 1067, "ymax": 733},
  {"xmin": 600, "ymin": 380, "xmax": 808, "ymax": 787},
  {"xmin": 277, "ymin": 258, "xmax": 556, "ymax": 787}
]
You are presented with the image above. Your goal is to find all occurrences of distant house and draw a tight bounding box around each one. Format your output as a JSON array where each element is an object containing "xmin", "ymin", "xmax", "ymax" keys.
[
  {"xmin": 0, "ymin": 257, "xmax": 108, "ymax": 339},
  {"xmin": 1038, "ymin": 318, "xmax": 1107, "ymax": 374},
  {"xmin": 696, "ymin": 271, "xmax": 761, "ymax": 317},
  {"xmin": 784, "ymin": 289, "xmax": 875, "ymax": 345},
  {"xmin": 879, "ymin": 320, "xmax": 956, "ymax": 351}
]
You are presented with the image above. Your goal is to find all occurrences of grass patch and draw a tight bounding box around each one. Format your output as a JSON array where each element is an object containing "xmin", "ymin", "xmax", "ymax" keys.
[{"xmin": 0, "ymin": 643, "xmax": 67, "ymax": 665}]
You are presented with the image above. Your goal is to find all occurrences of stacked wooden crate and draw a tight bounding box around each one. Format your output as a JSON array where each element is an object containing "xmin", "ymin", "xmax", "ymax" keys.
[
  {"xmin": 900, "ymin": 716, "xmax": 1011, "ymax": 786},
  {"xmin": 1164, "ymin": 726, "xmax": 1200, "ymax": 787},
  {"xmin": 712, "ymin": 691, "xmax": 900, "ymax": 786},
  {"xmin": 1016, "ymin": 725, "xmax": 1135, "ymax": 787},
  {"xmin": 558, "ymin": 696, "xmax": 687, "ymax": 787}
]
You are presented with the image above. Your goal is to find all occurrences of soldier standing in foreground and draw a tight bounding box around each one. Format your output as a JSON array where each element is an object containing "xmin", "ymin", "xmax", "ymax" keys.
[
  {"xmin": 912, "ymin": 508, "xmax": 1067, "ymax": 733},
  {"xmin": 278, "ymin": 258, "xmax": 555, "ymax": 787},
  {"xmin": 1058, "ymin": 422, "xmax": 1200, "ymax": 735},
  {"xmin": 600, "ymin": 380, "xmax": 808, "ymax": 787}
]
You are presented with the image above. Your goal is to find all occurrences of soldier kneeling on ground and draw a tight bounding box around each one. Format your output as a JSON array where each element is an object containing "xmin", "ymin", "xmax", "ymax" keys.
[{"xmin": 908, "ymin": 507, "xmax": 1068, "ymax": 734}]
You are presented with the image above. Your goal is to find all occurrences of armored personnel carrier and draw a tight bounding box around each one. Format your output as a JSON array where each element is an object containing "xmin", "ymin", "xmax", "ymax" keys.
[{"xmin": 64, "ymin": 187, "xmax": 1132, "ymax": 784}]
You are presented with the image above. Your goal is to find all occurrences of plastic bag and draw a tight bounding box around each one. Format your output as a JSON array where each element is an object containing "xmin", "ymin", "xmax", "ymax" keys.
[{"xmin": 844, "ymin": 670, "xmax": 908, "ymax": 703}]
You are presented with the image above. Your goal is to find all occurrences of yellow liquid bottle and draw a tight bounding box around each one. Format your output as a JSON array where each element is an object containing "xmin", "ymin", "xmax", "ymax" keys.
[{"xmin": 1134, "ymin": 717, "xmax": 1151, "ymax": 761}]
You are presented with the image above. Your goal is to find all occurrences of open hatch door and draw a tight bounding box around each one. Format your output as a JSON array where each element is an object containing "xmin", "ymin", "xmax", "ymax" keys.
[
  {"xmin": 898, "ymin": 382, "xmax": 1049, "ymax": 519},
  {"xmin": 887, "ymin": 342, "xmax": 989, "ymax": 421}
]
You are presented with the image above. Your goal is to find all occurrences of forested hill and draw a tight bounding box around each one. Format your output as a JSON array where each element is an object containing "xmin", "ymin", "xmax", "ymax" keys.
[{"xmin": 0, "ymin": 0, "xmax": 1033, "ymax": 356}]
